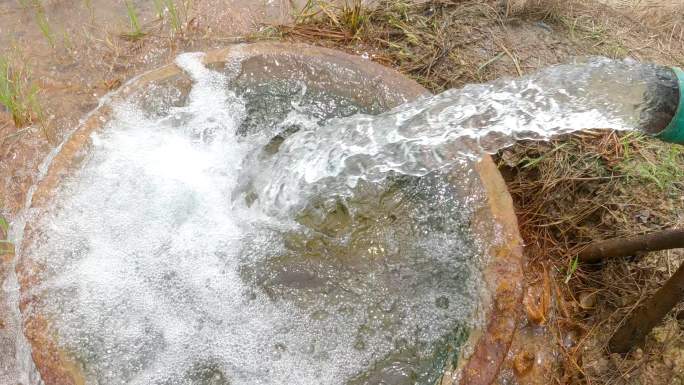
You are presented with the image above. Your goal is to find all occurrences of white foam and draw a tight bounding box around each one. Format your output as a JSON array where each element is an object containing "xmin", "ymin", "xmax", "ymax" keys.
[{"xmin": 23, "ymin": 53, "xmax": 483, "ymax": 385}]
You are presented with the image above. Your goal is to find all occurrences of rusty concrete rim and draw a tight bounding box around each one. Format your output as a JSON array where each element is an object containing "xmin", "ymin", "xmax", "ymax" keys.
[{"xmin": 18, "ymin": 41, "xmax": 523, "ymax": 385}]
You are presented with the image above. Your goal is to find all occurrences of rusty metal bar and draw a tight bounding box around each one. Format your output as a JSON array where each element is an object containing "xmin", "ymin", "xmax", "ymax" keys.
[{"xmin": 579, "ymin": 229, "xmax": 684, "ymax": 263}]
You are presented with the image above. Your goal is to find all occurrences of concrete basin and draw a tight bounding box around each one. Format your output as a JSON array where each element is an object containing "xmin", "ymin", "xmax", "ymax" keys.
[{"xmin": 16, "ymin": 42, "xmax": 523, "ymax": 385}]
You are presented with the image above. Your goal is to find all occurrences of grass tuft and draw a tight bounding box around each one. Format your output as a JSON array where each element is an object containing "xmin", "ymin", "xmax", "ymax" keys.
[
  {"xmin": 153, "ymin": 0, "xmax": 164, "ymax": 19},
  {"xmin": 150, "ymin": 0, "xmax": 190, "ymax": 35},
  {"xmin": 35, "ymin": 5, "xmax": 54, "ymax": 47},
  {"xmin": 288, "ymin": 0, "xmax": 371, "ymax": 38},
  {"xmin": 0, "ymin": 214, "xmax": 12, "ymax": 256},
  {"xmin": 276, "ymin": 0, "xmax": 502, "ymax": 92},
  {"xmin": 123, "ymin": 0, "xmax": 146, "ymax": 40},
  {"xmin": 164, "ymin": 0, "xmax": 182, "ymax": 34},
  {"xmin": 617, "ymin": 134, "xmax": 684, "ymax": 191},
  {"xmin": 338, "ymin": 0, "xmax": 368, "ymax": 36},
  {"xmin": 18, "ymin": 0, "xmax": 57, "ymax": 47},
  {"xmin": 0, "ymin": 55, "xmax": 40, "ymax": 128}
]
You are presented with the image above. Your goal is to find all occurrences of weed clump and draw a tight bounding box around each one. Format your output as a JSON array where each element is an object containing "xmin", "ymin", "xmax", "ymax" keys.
[
  {"xmin": 151, "ymin": 0, "xmax": 189, "ymax": 35},
  {"xmin": 18, "ymin": 0, "xmax": 55, "ymax": 47},
  {"xmin": 0, "ymin": 56, "xmax": 40, "ymax": 128},
  {"xmin": 0, "ymin": 215, "xmax": 11, "ymax": 256},
  {"xmin": 123, "ymin": 0, "xmax": 146, "ymax": 40},
  {"xmin": 274, "ymin": 0, "xmax": 505, "ymax": 92}
]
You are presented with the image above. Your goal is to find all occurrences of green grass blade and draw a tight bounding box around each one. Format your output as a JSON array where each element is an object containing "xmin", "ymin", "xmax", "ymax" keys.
[
  {"xmin": 124, "ymin": 0, "xmax": 144, "ymax": 38},
  {"xmin": 164, "ymin": 0, "xmax": 181, "ymax": 32}
]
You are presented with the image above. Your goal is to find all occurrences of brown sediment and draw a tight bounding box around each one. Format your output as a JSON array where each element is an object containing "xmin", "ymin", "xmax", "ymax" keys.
[
  {"xmin": 22, "ymin": 316, "xmax": 86, "ymax": 385},
  {"xmin": 453, "ymin": 158, "xmax": 525, "ymax": 385},
  {"xmin": 0, "ymin": 234, "xmax": 17, "ymax": 364}
]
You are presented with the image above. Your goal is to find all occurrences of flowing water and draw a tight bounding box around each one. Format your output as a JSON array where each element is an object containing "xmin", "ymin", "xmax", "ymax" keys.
[
  {"xmin": 9, "ymin": 53, "xmax": 679, "ymax": 385},
  {"xmin": 249, "ymin": 57, "xmax": 678, "ymax": 214}
]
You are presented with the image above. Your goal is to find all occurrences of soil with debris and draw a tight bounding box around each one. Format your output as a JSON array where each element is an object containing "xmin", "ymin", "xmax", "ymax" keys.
[{"xmin": 1, "ymin": 1, "xmax": 684, "ymax": 384}]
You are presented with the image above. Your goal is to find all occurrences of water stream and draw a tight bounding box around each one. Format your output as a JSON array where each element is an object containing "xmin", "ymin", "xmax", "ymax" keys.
[
  {"xmin": 248, "ymin": 57, "xmax": 678, "ymax": 215},
  {"xmin": 7, "ymin": 53, "xmax": 679, "ymax": 385}
]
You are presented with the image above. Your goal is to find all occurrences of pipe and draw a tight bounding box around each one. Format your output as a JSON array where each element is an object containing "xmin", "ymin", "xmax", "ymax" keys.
[{"xmin": 653, "ymin": 66, "xmax": 684, "ymax": 144}]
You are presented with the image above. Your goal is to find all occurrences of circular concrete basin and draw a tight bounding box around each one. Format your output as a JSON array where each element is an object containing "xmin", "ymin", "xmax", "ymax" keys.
[{"xmin": 17, "ymin": 42, "xmax": 523, "ymax": 385}]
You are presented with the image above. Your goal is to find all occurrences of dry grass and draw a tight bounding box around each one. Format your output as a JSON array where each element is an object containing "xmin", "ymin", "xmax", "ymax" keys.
[
  {"xmin": 501, "ymin": 132, "xmax": 684, "ymax": 384},
  {"xmin": 271, "ymin": 0, "xmax": 510, "ymax": 91},
  {"xmin": 273, "ymin": 1, "xmax": 684, "ymax": 384},
  {"xmin": 506, "ymin": 0, "xmax": 684, "ymax": 64}
]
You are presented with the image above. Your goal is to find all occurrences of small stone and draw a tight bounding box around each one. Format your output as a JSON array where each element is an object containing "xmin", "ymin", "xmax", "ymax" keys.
[
  {"xmin": 563, "ymin": 329, "xmax": 578, "ymax": 349},
  {"xmin": 436, "ymin": 296, "xmax": 449, "ymax": 309},
  {"xmin": 636, "ymin": 210, "xmax": 652, "ymax": 224},
  {"xmin": 578, "ymin": 291, "xmax": 597, "ymax": 309},
  {"xmin": 439, "ymin": 370, "xmax": 454, "ymax": 385}
]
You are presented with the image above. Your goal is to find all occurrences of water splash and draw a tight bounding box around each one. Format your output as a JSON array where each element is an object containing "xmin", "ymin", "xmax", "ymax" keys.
[{"xmin": 20, "ymin": 53, "xmax": 486, "ymax": 385}]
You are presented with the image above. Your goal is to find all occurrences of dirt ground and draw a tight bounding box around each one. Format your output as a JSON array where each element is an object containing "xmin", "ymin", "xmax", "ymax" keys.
[{"xmin": 1, "ymin": 0, "xmax": 684, "ymax": 384}]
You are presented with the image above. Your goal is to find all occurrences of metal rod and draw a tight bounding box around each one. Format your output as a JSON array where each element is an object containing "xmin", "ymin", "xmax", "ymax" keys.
[
  {"xmin": 610, "ymin": 258, "xmax": 684, "ymax": 353},
  {"xmin": 578, "ymin": 229, "xmax": 684, "ymax": 263}
]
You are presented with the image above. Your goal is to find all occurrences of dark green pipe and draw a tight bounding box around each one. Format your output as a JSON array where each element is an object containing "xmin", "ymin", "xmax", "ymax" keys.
[{"xmin": 655, "ymin": 67, "xmax": 684, "ymax": 144}]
